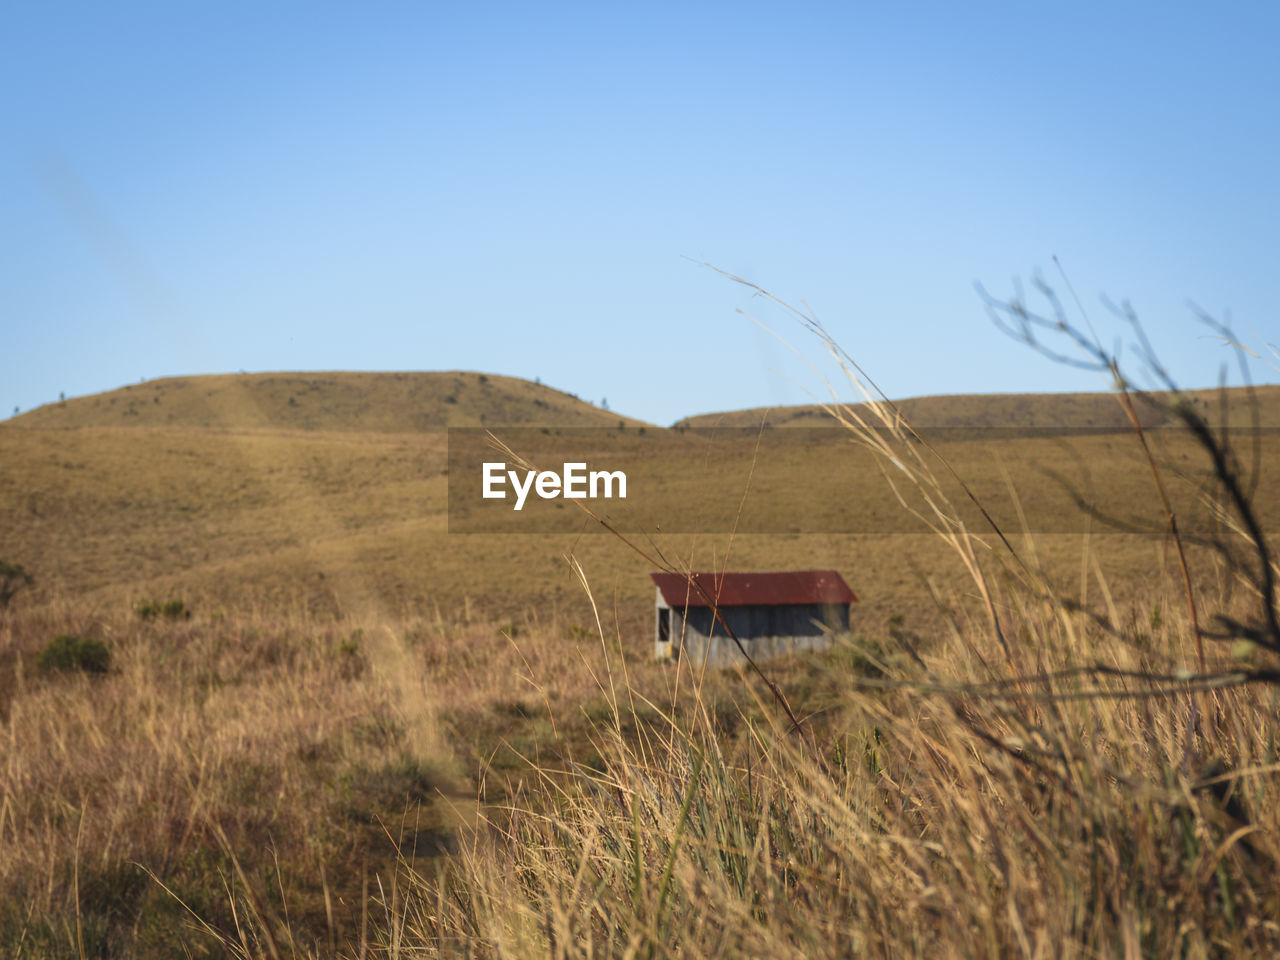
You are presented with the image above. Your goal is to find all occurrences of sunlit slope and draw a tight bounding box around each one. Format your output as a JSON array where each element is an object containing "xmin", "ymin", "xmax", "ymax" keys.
[
  {"xmin": 14, "ymin": 371, "xmax": 651, "ymax": 431},
  {"xmin": 2, "ymin": 383, "xmax": 1277, "ymax": 641},
  {"xmin": 0, "ymin": 424, "xmax": 446, "ymax": 594},
  {"xmin": 677, "ymin": 385, "xmax": 1280, "ymax": 430}
]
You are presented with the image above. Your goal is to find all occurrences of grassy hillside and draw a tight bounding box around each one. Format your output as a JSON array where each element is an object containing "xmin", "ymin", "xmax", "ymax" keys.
[
  {"xmin": 677, "ymin": 383, "xmax": 1280, "ymax": 430},
  {"xmin": 13, "ymin": 370, "xmax": 651, "ymax": 432},
  {"xmin": 2, "ymin": 380, "xmax": 1276, "ymax": 629},
  {"xmin": 3, "ymin": 371, "xmax": 1280, "ymax": 955},
  {"xmin": 0, "ymin": 420, "xmax": 967, "ymax": 640}
]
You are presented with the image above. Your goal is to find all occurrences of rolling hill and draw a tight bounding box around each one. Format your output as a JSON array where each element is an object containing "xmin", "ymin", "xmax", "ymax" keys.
[
  {"xmin": 1, "ymin": 374, "xmax": 1276, "ymax": 638},
  {"xmin": 676, "ymin": 385, "xmax": 1280, "ymax": 430},
  {"xmin": 12, "ymin": 370, "xmax": 652, "ymax": 432}
]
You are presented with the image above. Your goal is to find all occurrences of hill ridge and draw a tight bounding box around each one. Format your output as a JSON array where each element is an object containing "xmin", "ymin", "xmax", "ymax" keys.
[
  {"xmin": 674, "ymin": 385, "xmax": 1280, "ymax": 430},
  {"xmin": 11, "ymin": 370, "xmax": 654, "ymax": 433}
]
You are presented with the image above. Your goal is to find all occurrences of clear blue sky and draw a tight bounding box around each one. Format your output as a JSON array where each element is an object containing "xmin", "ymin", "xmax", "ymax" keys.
[{"xmin": 4, "ymin": 2, "xmax": 1278, "ymax": 426}]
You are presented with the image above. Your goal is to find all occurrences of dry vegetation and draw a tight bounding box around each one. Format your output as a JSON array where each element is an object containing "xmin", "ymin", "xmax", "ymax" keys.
[
  {"xmin": 677, "ymin": 385, "xmax": 1280, "ymax": 431},
  {"xmin": 0, "ymin": 568, "xmax": 827, "ymax": 955},
  {"xmin": 14, "ymin": 371, "xmax": 650, "ymax": 433},
  {"xmin": 2, "ymin": 328, "xmax": 1279, "ymax": 956},
  {"xmin": 412, "ymin": 600, "xmax": 1280, "ymax": 958}
]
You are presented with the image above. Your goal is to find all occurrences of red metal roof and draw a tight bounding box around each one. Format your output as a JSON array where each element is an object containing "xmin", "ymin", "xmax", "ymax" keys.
[{"xmin": 650, "ymin": 570, "xmax": 856, "ymax": 608}]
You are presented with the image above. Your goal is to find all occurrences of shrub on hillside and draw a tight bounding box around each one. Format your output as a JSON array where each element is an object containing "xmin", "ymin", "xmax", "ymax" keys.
[
  {"xmin": 37, "ymin": 635, "xmax": 111, "ymax": 674},
  {"xmin": 0, "ymin": 559, "xmax": 33, "ymax": 609},
  {"xmin": 137, "ymin": 599, "xmax": 189, "ymax": 621}
]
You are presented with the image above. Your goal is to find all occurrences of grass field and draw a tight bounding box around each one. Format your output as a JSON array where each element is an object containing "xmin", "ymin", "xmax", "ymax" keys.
[
  {"xmin": 2, "ymin": 366, "xmax": 1279, "ymax": 956},
  {"xmin": 677, "ymin": 385, "xmax": 1280, "ymax": 430},
  {"xmin": 14, "ymin": 371, "xmax": 653, "ymax": 433}
]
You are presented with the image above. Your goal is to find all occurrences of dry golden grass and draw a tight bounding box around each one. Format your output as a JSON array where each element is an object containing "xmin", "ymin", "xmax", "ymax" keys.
[
  {"xmin": 677, "ymin": 384, "xmax": 1280, "ymax": 430},
  {"xmin": 0, "ymin": 597, "xmax": 452, "ymax": 953},
  {"xmin": 0, "ymin": 588, "xmax": 719, "ymax": 956},
  {"xmin": 8, "ymin": 535, "xmax": 1276, "ymax": 955},
  {"xmin": 14, "ymin": 371, "xmax": 652, "ymax": 432},
  {"xmin": 2, "ymin": 357, "xmax": 1279, "ymax": 956},
  {"xmin": 407, "ymin": 600, "xmax": 1280, "ymax": 959},
  {"xmin": 5, "ymin": 392, "xmax": 1273, "ymax": 636},
  {"xmin": 385, "ymin": 330, "xmax": 1280, "ymax": 957}
]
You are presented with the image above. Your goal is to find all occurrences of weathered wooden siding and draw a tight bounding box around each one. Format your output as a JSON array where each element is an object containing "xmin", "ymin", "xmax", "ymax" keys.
[{"xmin": 664, "ymin": 602, "xmax": 849, "ymax": 668}]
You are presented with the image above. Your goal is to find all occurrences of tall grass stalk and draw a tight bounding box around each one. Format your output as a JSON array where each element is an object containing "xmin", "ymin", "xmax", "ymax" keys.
[{"xmin": 380, "ymin": 285, "xmax": 1280, "ymax": 958}]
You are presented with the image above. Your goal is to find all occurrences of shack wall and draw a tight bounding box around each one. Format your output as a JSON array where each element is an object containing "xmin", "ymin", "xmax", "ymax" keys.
[{"xmin": 668, "ymin": 602, "xmax": 849, "ymax": 668}]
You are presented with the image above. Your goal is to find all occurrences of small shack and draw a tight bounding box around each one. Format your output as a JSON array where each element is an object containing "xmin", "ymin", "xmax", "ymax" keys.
[{"xmin": 651, "ymin": 570, "xmax": 857, "ymax": 667}]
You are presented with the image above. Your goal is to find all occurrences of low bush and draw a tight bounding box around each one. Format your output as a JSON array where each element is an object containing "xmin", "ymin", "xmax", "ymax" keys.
[
  {"xmin": 137, "ymin": 599, "xmax": 189, "ymax": 620},
  {"xmin": 37, "ymin": 634, "xmax": 111, "ymax": 674}
]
